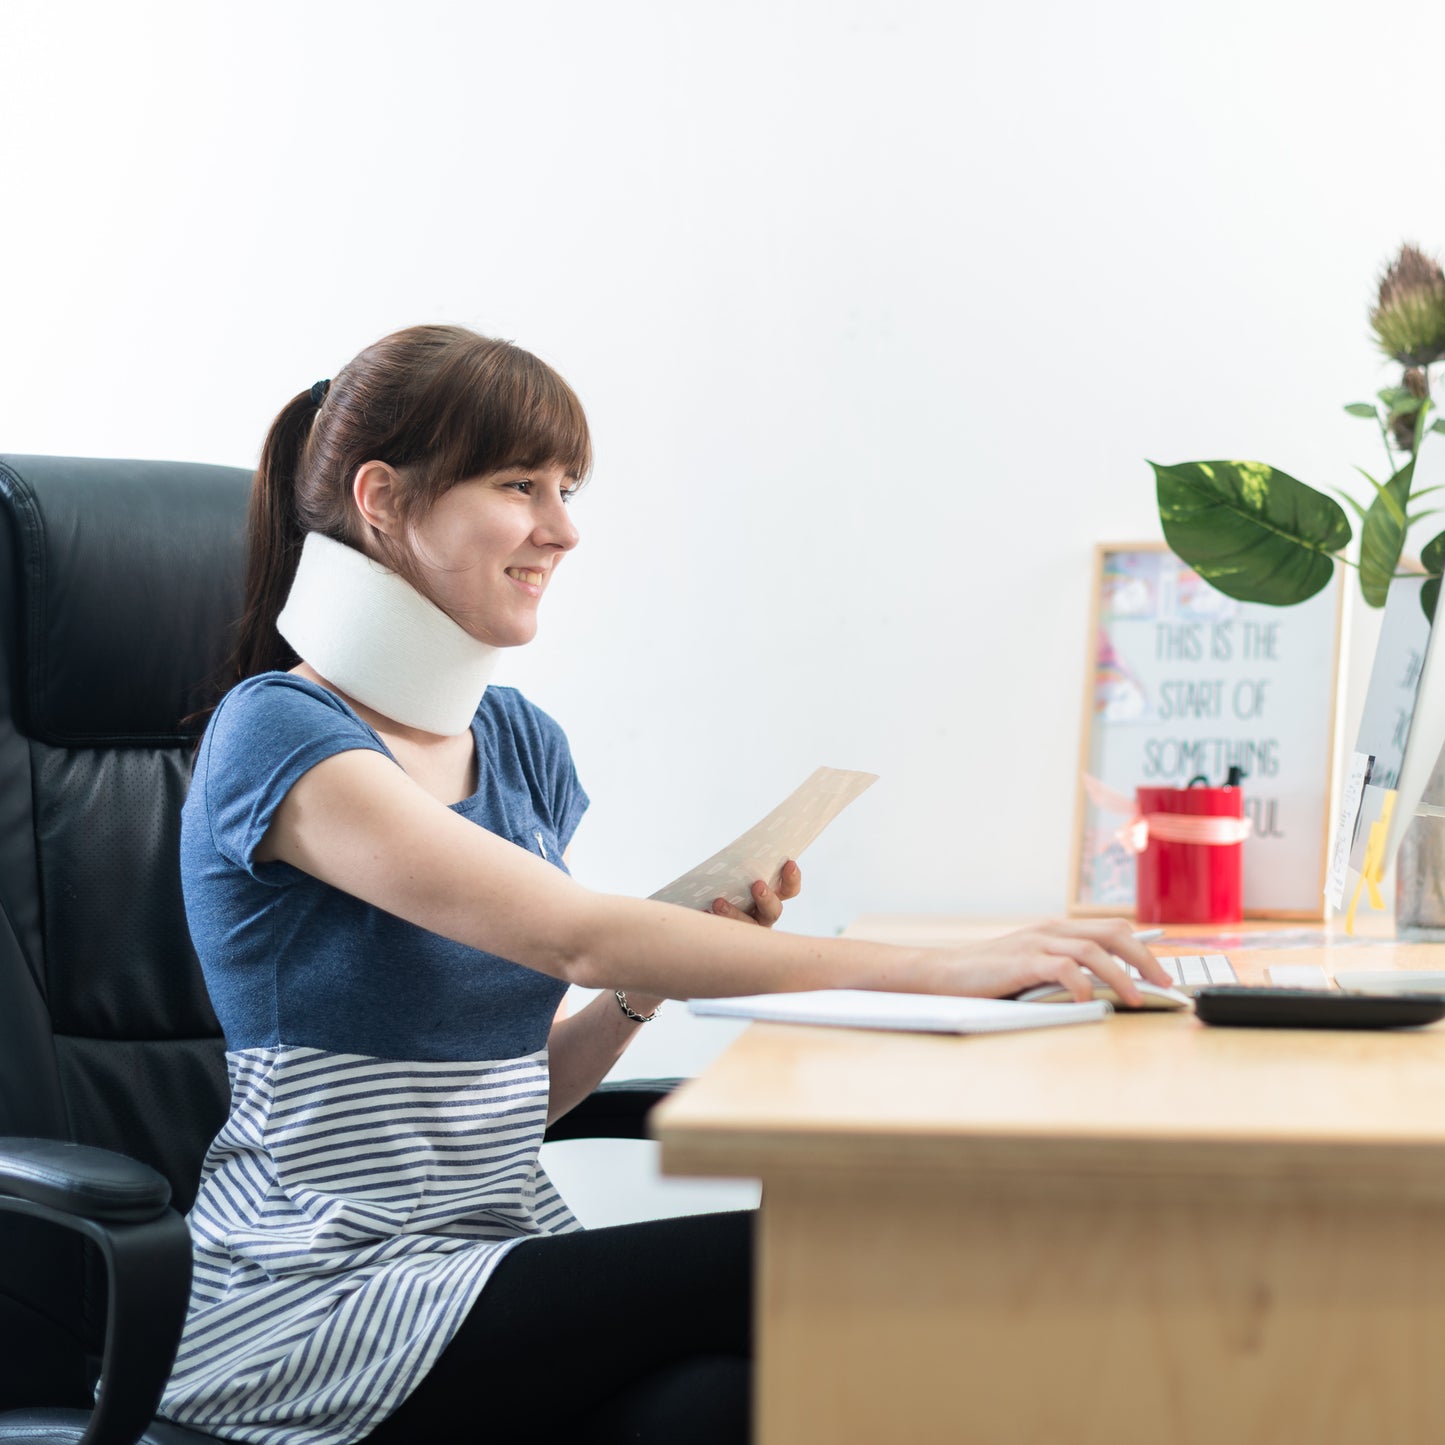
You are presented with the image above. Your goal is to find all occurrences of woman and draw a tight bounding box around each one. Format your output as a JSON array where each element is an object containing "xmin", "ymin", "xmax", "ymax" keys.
[{"xmin": 160, "ymin": 324, "xmax": 1165, "ymax": 1445}]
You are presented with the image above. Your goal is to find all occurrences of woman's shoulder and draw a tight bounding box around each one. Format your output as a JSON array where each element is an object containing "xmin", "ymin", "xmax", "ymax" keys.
[
  {"xmin": 215, "ymin": 670, "xmax": 365, "ymax": 724},
  {"xmin": 474, "ymin": 686, "xmax": 585, "ymax": 834},
  {"xmin": 223, "ymin": 669, "xmax": 352, "ymax": 709},
  {"xmin": 476, "ymin": 686, "xmax": 578, "ymax": 779},
  {"xmin": 478, "ymin": 684, "xmax": 567, "ymax": 741},
  {"xmin": 206, "ymin": 671, "xmax": 379, "ymax": 759},
  {"xmin": 191, "ymin": 672, "xmax": 391, "ymax": 842}
]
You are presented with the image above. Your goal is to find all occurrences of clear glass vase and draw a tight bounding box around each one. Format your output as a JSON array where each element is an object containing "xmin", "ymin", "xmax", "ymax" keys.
[{"xmin": 1395, "ymin": 755, "xmax": 1445, "ymax": 939}]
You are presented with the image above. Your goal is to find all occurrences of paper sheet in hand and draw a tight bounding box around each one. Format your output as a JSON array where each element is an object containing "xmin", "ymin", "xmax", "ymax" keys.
[
  {"xmin": 689, "ymin": 991, "xmax": 1112, "ymax": 1034},
  {"xmin": 648, "ymin": 766, "xmax": 877, "ymax": 912}
]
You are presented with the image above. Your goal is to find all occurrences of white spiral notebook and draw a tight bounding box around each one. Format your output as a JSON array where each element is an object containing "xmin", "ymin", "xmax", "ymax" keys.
[{"xmin": 688, "ymin": 990, "xmax": 1112, "ymax": 1035}]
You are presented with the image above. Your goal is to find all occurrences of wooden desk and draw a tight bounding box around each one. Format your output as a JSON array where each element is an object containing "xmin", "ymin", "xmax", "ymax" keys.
[{"xmin": 651, "ymin": 919, "xmax": 1445, "ymax": 1445}]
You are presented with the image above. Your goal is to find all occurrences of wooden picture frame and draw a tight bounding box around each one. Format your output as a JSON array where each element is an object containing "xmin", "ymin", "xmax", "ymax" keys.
[{"xmin": 1069, "ymin": 542, "xmax": 1345, "ymax": 920}]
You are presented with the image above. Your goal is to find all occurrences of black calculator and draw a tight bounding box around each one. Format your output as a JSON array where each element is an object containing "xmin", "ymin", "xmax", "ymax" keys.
[{"xmin": 1193, "ymin": 987, "xmax": 1445, "ymax": 1030}]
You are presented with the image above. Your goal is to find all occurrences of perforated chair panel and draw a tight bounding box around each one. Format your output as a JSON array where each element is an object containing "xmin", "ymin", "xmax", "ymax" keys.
[{"xmin": 53, "ymin": 1041, "xmax": 230, "ymax": 1219}]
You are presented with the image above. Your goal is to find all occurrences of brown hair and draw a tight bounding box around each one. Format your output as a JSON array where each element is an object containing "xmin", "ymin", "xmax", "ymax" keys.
[{"xmin": 216, "ymin": 325, "xmax": 590, "ymax": 710}]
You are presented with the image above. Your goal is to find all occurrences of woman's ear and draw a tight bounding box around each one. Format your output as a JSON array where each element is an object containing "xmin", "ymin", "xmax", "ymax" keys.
[{"xmin": 352, "ymin": 461, "xmax": 404, "ymax": 539}]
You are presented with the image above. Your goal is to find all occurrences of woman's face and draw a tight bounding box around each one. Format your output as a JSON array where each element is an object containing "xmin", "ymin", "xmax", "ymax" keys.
[{"xmin": 399, "ymin": 461, "xmax": 581, "ymax": 648}]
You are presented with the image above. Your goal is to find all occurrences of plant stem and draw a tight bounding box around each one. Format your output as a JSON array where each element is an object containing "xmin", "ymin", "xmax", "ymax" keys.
[{"xmin": 1378, "ymin": 415, "xmax": 1395, "ymax": 471}]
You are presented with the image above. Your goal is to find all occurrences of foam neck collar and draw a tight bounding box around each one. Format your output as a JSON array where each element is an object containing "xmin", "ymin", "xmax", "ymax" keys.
[{"xmin": 276, "ymin": 532, "xmax": 499, "ymax": 736}]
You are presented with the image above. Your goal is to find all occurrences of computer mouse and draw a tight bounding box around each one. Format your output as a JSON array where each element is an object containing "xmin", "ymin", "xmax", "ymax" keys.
[{"xmin": 1015, "ymin": 980, "xmax": 1193, "ymax": 1011}]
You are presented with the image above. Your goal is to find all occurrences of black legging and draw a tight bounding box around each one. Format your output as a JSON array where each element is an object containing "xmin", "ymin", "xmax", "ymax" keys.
[{"xmin": 363, "ymin": 1209, "xmax": 754, "ymax": 1445}]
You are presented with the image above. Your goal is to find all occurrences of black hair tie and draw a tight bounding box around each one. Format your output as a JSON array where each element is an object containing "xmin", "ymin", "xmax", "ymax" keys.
[{"xmin": 309, "ymin": 379, "xmax": 331, "ymax": 407}]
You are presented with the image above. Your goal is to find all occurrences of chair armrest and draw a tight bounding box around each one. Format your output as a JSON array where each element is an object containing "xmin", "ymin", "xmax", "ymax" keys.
[
  {"xmin": 0, "ymin": 1139, "xmax": 192, "ymax": 1445},
  {"xmin": 0, "ymin": 1138, "xmax": 171, "ymax": 1223},
  {"xmin": 542, "ymin": 1079, "xmax": 682, "ymax": 1143}
]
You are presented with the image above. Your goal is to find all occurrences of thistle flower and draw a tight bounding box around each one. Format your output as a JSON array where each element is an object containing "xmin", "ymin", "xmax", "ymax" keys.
[{"xmin": 1371, "ymin": 243, "xmax": 1445, "ymax": 367}]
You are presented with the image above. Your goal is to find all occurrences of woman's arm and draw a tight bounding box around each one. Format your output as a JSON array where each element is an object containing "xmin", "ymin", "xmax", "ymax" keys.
[
  {"xmin": 543, "ymin": 864, "xmax": 801, "ymax": 1123},
  {"xmin": 257, "ymin": 747, "xmax": 1170, "ymax": 1002},
  {"xmin": 544, "ymin": 987, "xmax": 663, "ymax": 1124}
]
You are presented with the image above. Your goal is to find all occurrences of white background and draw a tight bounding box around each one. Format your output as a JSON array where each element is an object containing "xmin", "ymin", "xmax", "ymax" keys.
[{"xmin": 5, "ymin": 0, "xmax": 1444, "ymax": 1221}]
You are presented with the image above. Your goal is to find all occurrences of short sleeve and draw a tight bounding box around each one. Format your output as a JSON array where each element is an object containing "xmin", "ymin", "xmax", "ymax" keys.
[
  {"xmin": 201, "ymin": 674, "xmax": 391, "ymax": 882},
  {"xmin": 529, "ymin": 703, "xmax": 588, "ymax": 851},
  {"xmin": 553, "ymin": 747, "xmax": 589, "ymax": 853},
  {"xmin": 500, "ymin": 691, "xmax": 588, "ymax": 850}
]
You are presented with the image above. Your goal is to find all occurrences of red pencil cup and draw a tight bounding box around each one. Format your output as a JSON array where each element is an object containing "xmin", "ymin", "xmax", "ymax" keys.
[{"xmin": 1134, "ymin": 783, "xmax": 1246, "ymax": 925}]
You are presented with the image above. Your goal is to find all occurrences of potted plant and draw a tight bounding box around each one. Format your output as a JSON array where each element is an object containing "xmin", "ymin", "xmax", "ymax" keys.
[
  {"xmin": 1153, "ymin": 243, "xmax": 1445, "ymax": 621},
  {"xmin": 1151, "ymin": 244, "xmax": 1445, "ymax": 933}
]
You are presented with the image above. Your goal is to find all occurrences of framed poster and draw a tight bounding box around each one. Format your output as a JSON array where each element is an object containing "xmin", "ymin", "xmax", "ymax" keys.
[{"xmin": 1069, "ymin": 542, "xmax": 1345, "ymax": 919}]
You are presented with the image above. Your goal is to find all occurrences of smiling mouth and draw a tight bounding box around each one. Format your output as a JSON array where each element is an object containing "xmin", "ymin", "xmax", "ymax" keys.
[{"xmin": 506, "ymin": 568, "xmax": 544, "ymax": 586}]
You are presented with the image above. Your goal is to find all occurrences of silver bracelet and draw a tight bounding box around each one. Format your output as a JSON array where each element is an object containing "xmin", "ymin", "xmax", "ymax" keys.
[{"xmin": 614, "ymin": 989, "xmax": 660, "ymax": 1024}]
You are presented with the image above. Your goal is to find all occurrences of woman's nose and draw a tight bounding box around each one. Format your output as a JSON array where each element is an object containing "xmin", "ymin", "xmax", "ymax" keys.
[{"xmin": 536, "ymin": 495, "xmax": 580, "ymax": 551}]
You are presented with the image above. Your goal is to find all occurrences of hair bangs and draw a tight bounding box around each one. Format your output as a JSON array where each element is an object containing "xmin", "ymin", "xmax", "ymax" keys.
[{"xmin": 418, "ymin": 343, "xmax": 592, "ymax": 496}]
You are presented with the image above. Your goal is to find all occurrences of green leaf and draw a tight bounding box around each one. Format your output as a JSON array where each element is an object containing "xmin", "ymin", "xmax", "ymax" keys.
[
  {"xmin": 1414, "ymin": 400, "xmax": 1434, "ymax": 450},
  {"xmin": 1431, "ymin": 418, "xmax": 1445, "ymax": 436},
  {"xmin": 1420, "ymin": 527, "xmax": 1445, "ymax": 576},
  {"xmin": 1359, "ymin": 462, "xmax": 1415, "ymax": 606},
  {"xmin": 1151, "ymin": 459, "xmax": 1350, "ymax": 606},
  {"xmin": 1425, "ymin": 576, "xmax": 1440, "ymax": 623},
  {"xmin": 1379, "ymin": 386, "xmax": 1416, "ymax": 409},
  {"xmin": 1344, "ymin": 402, "xmax": 1379, "ymax": 419}
]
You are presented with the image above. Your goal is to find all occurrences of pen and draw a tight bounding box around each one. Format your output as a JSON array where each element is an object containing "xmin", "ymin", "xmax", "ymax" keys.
[{"xmin": 1132, "ymin": 928, "xmax": 1165, "ymax": 943}]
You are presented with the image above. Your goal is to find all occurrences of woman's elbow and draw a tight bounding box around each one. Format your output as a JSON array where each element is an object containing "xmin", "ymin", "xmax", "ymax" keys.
[
  {"xmin": 521, "ymin": 894, "xmax": 614, "ymax": 992},
  {"xmin": 558, "ymin": 947, "xmax": 613, "ymax": 994}
]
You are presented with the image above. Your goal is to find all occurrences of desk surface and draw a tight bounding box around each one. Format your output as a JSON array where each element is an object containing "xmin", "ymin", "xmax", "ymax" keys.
[
  {"xmin": 651, "ymin": 916, "xmax": 1445, "ymax": 1444},
  {"xmin": 653, "ymin": 917, "xmax": 1445, "ymax": 1200}
]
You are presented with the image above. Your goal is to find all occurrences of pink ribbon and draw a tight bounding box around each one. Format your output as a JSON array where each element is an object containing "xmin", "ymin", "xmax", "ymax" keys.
[{"xmin": 1083, "ymin": 775, "xmax": 1252, "ymax": 854}]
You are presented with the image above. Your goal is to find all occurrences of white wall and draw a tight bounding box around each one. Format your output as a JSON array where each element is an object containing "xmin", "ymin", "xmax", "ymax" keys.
[{"xmin": 6, "ymin": 0, "xmax": 1445, "ymax": 1220}]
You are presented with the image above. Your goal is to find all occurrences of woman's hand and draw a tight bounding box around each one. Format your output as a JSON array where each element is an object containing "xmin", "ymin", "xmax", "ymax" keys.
[
  {"xmin": 940, "ymin": 917, "xmax": 1171, "ymax": 1007},
  {"xmin": 709, "ymin": 860, "xmax": 802, "ymax": 929}
]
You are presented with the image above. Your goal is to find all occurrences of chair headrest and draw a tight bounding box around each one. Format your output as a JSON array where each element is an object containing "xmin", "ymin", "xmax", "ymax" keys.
[{"xmin": 0, "ymin": 455, "xmax": 253, "ymax": 746}]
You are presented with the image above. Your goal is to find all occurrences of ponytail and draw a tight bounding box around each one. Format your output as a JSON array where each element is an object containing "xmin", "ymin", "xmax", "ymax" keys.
[
  {"xmin": 185, "ymin": 390, "xmax": 319, "ymax": 735},
  {"xmin": 231, "ymin": 391, "xmax": 318, "ymax": 682}
]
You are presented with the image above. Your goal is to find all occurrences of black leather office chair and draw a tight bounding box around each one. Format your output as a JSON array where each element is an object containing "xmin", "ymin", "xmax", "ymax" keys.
[{"xmin": 0, "ymin": 455, "xmax": 673, "ymax": 1445}]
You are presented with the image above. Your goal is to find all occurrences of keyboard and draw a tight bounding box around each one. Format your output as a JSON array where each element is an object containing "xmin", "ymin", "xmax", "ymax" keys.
[{"xmin": 1126, "ymin": 953, "xmax": 1237, "ymax": 996}]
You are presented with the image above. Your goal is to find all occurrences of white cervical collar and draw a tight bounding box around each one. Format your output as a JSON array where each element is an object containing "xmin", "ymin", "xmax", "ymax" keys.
[{"xmin": 276, "ymin": 532, "xmax": 500, "ymax": 736}]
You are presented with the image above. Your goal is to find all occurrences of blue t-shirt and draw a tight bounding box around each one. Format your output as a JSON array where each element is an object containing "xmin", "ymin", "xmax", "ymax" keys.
[{"xmin": 182, "ymin": 672, "xmax": 589, "ymax": 1060}]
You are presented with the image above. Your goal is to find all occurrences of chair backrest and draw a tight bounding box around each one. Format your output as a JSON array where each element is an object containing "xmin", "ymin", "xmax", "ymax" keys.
[{"xmin": 0, "ymin": 454, "xmax": 252, "ymax": 1406}]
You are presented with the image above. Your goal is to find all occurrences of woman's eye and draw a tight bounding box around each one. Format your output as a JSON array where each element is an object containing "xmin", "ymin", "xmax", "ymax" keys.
[{"xmin": 506, "ymin": 477, "xmax": 576, "ymax": 502}]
